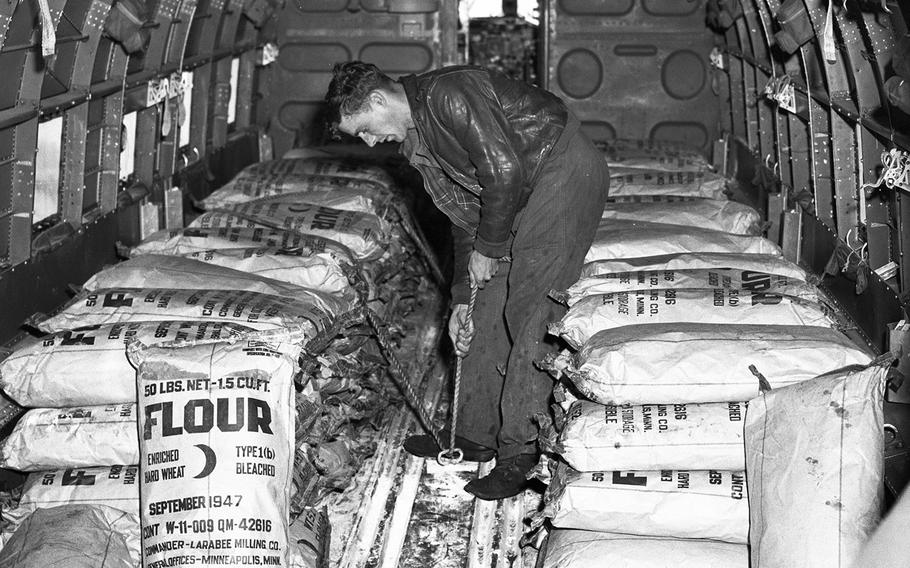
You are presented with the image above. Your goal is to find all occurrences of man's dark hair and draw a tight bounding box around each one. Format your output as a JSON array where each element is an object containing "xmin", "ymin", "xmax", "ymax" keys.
[{"xmin": 325, "ymin": 61, "xmax": 396, "ymax": 128}]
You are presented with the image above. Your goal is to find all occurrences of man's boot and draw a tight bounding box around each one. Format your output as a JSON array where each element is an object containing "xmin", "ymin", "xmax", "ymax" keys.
[{"xmin": 463, "ymin": 453, "xmax": 537, "ymax": 500}]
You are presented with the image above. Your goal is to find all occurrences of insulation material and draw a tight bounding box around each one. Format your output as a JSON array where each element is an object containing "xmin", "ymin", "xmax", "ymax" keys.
[
  {"xmin": 547, "ymin": 323, "xmax": 872, "ymax": 405},
  {"xmin": 595, "ymin": 138, "xmax": 711, "ymax": 172},
  {"xmin": 202, "ymin": 173, "xmax": 392, "ymax": 213},
  {"xmin": 542, "ymin": 529, "xmax": 749, "ymax": 568},
  {"xmin": 0, "ymin": 321, "xmax": 254, "ymax": 407},
  {"xmin": 558, "ymin": 400, "xmax": 746, "ymax": 471},
  {"xmin": 190, "ymin": 197, "xmax": 390, "ymax": 260},
  {"xmin": 544, "ymin": 463, "xmax": 748, "ymax": 543},
  {"xmin": 551, "ymin": 289, "xmax": 834, "ymax": 349},
  {"xmin": 745, "ymin": 364, "xmax": 887, "ymax": 568},
  {"xmin": 558, "ymin": 267, "xmax": 817, "ymax": 306},
  {"xmin": 82, "ymin": 254, "xmax": 356, "ymax": 313},
  {"xmin": 132, "ymin": 227, "xmax": 355, "ymax": 265},
  {"xmin": 579, "ymin": 251, "xmax": 808, "ymax": 283},
  {"xmin": 608, "ymin": 171, "xmax": 727, "ymax": 200},
  {"xmin": 179, "ymin": 248, "xmax": 351, "ymax": 298},
  {"xmin": 17, "ymin": 466, "xmax": 139, "ymax": 517},
  {"xmin": 0, "ymin": 404, "xmax": 139, "ymax": 471},
  {"xmin": 131, "ymin": 340, "xmax": 297, "ymax": 568},
  {"xmin": 234, "ymin": 157, "xmax": 397, "ymax": 190},
  {"xmin": 0, "ymin": 504, "xmax": 139, "ymax": 568},
  {"xmin": 37, "ymin": 288, "xmax": 340, "ymax": 339},
  {"xmin": 585, "ymin": 220, "xmax": 781, "ymax": 263},
  {"xmin": 601, "ymin": 198, "xmax": 762, "ymax": 234}
]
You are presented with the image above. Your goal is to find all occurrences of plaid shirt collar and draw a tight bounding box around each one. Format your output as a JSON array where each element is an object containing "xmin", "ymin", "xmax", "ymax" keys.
[{"xmin": 402, "ymin": 128, "xmax": 481, "ymax": 233}]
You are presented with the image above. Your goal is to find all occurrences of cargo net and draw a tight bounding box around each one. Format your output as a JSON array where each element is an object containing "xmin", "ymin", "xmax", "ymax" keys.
[
  {"xmin": 0, "ymin": 153, "xmax": 443, "ymax": 567},
  {"xmin": 525, "ymin": 138, "xmax": 885, "ymax": 567}
]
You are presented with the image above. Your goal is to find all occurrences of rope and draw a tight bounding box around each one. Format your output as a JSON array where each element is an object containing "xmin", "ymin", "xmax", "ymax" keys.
[
  {"xmin": 363, "ymin": 306, "xmax": 445, "ymax": 450},
  {"xmin": 437, "ymin": 281, "xmax": 478, "ymax": 466}
]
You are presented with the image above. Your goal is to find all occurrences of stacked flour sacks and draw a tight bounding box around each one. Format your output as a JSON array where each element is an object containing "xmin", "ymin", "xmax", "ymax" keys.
[
  {"xmin": 0, "ymin": 154, "xmax": 430, "ymax": 567},
  {"xmin": 536, "ymin": 139, "xmax": 876, "ymax": 567}
]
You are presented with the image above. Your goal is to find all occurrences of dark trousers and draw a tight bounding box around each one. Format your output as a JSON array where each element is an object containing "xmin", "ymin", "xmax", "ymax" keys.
[{"xmin": 455, "ymin": 123, "xmax": 609, "ymax": 460}]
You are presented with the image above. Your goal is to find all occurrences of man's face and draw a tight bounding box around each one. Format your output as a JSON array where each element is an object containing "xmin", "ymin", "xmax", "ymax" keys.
[{"xmin": 337, "ymin": 96, "xmax": 409, "ymax": 147}]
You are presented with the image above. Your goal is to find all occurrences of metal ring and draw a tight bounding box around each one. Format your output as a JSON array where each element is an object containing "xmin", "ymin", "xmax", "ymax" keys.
[{"xmin": 437, "ymin": 448, "xmax": 463, "ymax": 466}]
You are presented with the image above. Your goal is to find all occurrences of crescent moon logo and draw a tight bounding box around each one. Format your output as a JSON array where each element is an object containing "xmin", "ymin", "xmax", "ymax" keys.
[{"xmin": 194, "ymin": 444, "xmax": 217, "ymax": 479}]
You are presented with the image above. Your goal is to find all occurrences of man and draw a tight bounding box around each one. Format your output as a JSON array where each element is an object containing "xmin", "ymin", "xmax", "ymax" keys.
[{"xmin": 325, "ymin": 62, "xmax": 609, "ymax": 500}]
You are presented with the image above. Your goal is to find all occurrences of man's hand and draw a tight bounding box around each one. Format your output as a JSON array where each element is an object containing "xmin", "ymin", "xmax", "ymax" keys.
[
  {"xmin": 448, "ymin": 304, "xmax": 475, "ymax": 357},
  {"xmin": 468, "ymin": 250, "xmax": 499, "ymax": 288}
]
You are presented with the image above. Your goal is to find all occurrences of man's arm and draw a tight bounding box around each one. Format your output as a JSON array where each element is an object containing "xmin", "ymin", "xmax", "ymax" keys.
[{"xmin": 434, "ymin": 73, "xmax": 525, "ymax": 259}]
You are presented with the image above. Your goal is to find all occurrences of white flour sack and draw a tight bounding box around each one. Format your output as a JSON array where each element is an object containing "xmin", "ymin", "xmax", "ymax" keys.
[
  {"xmin": 551, "ymin": 288, "xmax": 834, "ymax": 349},
  {"xmin": 130, "ymin": 339, "xmax": 297, "ymax": 568},
  {"xmin": 584, "ymin": 220, "xmax": 781, "ymax": 263},
  {"xmin": 132, "ymin": 227, "xmax": 355, "ymax": 265},
  {"xmin": 542, "ymin": 529, "xmax": 748, "ymax": 568},
  {"xmin": 551, "ymin": 323, "xmax": 872, "ymax": 405},
  {"xmin": 202, "ymin": 173, "xmax": 392, "ymax": 213},
  {"xmin": 0, "ymin": 404, "xmax": 139, "ymax": 471},
  {"xmin": 38, "ymin": 288, "xmax": 342, "ymax": 340},
  {"xmin": 180, "ymin": 248, "xmax": 351, "ymax": 298},
  {"xmin": 236, "ymin": 156, "xmax": 397, "ymax": 189},
  {"xmin": 559, "ymin": 267, "xmax": 817, "ymax": 306},
  {"xmin": 558, "ymin": 400, "xmax": 745, "ymax": 471},
  {"xmin": 82, "ymin": 254, "xmax": 355, "ymax": 313},
  {"xmin": 0, "ymin": 321, "xmax": 254, "ymax": 407},
  {"xmin": 595, "ymin": 138, "xmax": 711, "ymax": 172},
  {"xmin": 191, "ymin": 197, "xmax": 390, "ymax": 261},
  {"xmin": 608, "ymin": 170, "xmax": 727, "ymax": 200},
  {"xmin": 601, "ymin": 199, "xmax": 762, "ymax": 235},
  {"xmin": 544, "ymin": 463, "xmax": 748, "ymax": 543},
  {"xmin": 17, "ymin": 465, "xmax": 139, "ymax": 517},
  {"xmin": 745, "ymin": 364, "xmax": 887, "ymax": 568},
  {"xmin": 0, "ymin": 504, "xmax": 140, "ymax": 568},
  {"xmin": 579, "ymin": 251, "xmax": 808, "ymax": 283}
]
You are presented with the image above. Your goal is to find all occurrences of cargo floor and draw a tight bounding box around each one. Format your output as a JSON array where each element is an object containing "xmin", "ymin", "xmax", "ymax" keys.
[{"xmin": 321, "ymin": 288, "xmax": 543, "ymax": 568}]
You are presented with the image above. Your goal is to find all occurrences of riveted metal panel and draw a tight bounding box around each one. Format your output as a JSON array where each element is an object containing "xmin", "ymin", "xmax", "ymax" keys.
[
  {"xmin": 8, "ymin": 119, "xmax": 37, "ymax": 264},
  {"xmin": 726, "ymin": 26, "xmax": 747, "ymax": 142},
  {"xmin": 60, "ymin": 104, "xmax": 88, "ymax": 227},
  {"xmin": 549, "ymin": 0, "xmax": 719, "ymax": 151},
  {"xmin": 190, "ymin": 62, "xmax": 212, "ymax": 155},
  {"xmin": 801, "ymin": 0, "xmax": 859, "ymax": 240},
  {"xmin": 733, "ymin": 17, "xmax": 759, "ymax": 150},
  {"xmin": 70, "ymin": 0, "xmax": 112, "ymax": 91},
  {"xmin": 184, "ymin": 0, "xmax": 222, "ymax": 64},
  {"xmin": 215, "ymin": 0, "xmax": 245, "ymax": 50},
  {"xmin": 805, "ymin": 94, "xmax": 833, "ymax": 224},
  {"xmin": 210, "ymin": 56, "xmax": 232, "ymax": 148},
  {"xmin": 269, "ymin": 3, "xmax": 445, "ymax": 154},
  {"xmin": 166, "ymin": 0, "xmax": 197, "ymax": 66},
  {"xmin": 0, "ymin": 4, "xmax": 12, "ymax": 52},
  {"xmin": 751, "ymin": 0, "xmax": 785, "ymax": 168},
  {"xmin": 800, "ymin": 209, "xmax": 904, "ymax": 353},
  {"xmin": 98, "ymin": 92, "xmax": 123, "ymax": 213},
  {"xmin": 40, "ymin": 0, "xmax": 86, "ymax": 101},
  {"xmin": 135, "ymin": 105, "xmax": 159, "ymax": 188},
  {"xmin": 234, "ymin": 49, "xmax": 256, "ymax": 128},
  {"xmin": 739, "ymin": 1, "xmax": 776, "ymax": 159},
  {"xmin": 861, "ymin": 128, "xmax": 893, "ymax": 279}
]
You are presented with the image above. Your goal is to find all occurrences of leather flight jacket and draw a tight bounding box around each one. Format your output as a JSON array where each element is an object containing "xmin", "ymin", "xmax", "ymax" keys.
[{"xmin": 400, "ymin": 66, "xmax": 570, "ymax": 259}]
